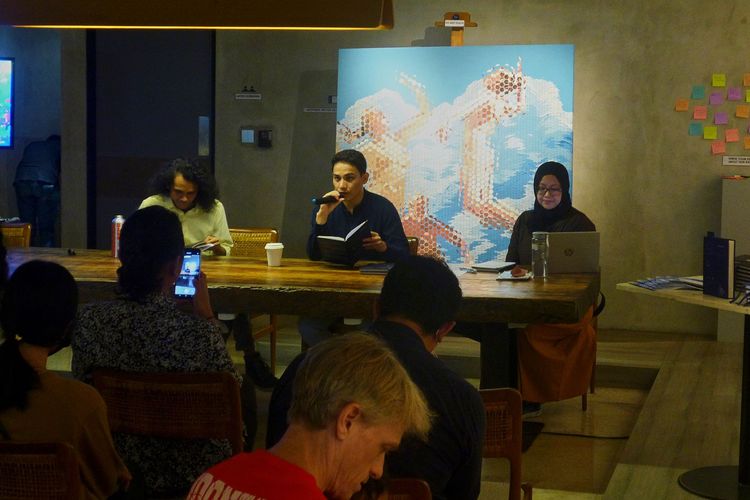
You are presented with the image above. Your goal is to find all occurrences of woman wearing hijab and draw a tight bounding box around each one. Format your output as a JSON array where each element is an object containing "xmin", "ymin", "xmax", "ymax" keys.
[{"xmin": 509, "ymin": 161, "xmax": 597, "ymax": 416}]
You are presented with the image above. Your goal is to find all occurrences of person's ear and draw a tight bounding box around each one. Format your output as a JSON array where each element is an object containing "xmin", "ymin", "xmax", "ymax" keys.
[
  {"xmin": 362, "ymin": 172, "xmax": 369, "ymax": 185},
  {"xmin": 335, "ymin": 402, "xmax": 363, "ymax": 440},
  {"xmin": 435, "ymin": 320, "xmax": 456, "ymax": 343}
]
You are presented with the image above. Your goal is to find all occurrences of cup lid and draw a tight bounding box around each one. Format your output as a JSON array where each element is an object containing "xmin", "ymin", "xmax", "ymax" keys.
[{"xmin": 265, "ymin": 242, "xmax": 284, "ymax": 249}]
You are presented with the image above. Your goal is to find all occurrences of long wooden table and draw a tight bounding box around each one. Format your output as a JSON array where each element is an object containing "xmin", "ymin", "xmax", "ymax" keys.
[
  {"xmin": 8, "ymin": 248, "xmax": 599, "ymax": 387},
  {"xmin": 618, "ymin": 281, "xmax": 750, "ymax": 500},
  {"xmin": 7, "ymin": 248, "xmax": 599, "ymax": 324}
]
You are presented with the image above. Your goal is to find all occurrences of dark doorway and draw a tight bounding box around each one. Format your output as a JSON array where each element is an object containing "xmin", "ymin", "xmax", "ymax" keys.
[{"xmin": 90, "ymin": 30, "xmax": 214, "ymax": 249}]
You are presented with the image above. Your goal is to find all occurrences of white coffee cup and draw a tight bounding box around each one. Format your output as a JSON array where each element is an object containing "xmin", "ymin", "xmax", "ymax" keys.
[{"xmin": 265, "ymin": 242, "xmax": 284, "ymax": 267}]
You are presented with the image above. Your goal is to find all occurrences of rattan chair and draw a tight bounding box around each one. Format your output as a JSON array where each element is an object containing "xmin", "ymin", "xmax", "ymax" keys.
[
  {"xmin": 386, "ymin": 478, "xmax": 432, "ymax": 499},
  {"xmin": 406, "ymin": 236, "xmax": 419, "ymax": 256},
  {"xmin": 91, "ymin": 369, "xmax": 243, "ymax": 454},
  {"xmin": 479, "ymin": 388, "xmax": 533, "ymax": 500},
  {"xmin": 0, "ymin": 442, "xmax": 82, "ymax": 500},
  {"xmin": 228, "ymin": 227, "xmax": 279, "ymax": 371},
  {"xmin": 0, "ymin": 222, "xmax": 31, "ymax": 248}
]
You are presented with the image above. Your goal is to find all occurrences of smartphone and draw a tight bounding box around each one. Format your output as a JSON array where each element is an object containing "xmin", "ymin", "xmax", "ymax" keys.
[{"xmin": 174, "ymin": 249, "xmax": 201, "ymax": 298}]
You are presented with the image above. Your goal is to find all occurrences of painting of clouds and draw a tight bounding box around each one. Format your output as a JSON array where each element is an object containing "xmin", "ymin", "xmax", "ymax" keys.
[{"xmin": 336, "ymin": 45, "xmax": 574, "ymax": 264}]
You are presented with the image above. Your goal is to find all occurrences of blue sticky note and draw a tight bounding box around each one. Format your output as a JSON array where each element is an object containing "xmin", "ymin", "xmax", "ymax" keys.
[
  {"xmin": 689, "ymin": 122, "xmax": 703, "ymax": 136},
  {"xmin": 691, "ymin": 85, "xmax": 705, "ymax": 100}
]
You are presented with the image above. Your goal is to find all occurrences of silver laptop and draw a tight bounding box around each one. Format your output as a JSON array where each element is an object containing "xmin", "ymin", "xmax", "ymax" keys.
[{"xmin": 546, "ymin": 231, "xmax": 600, "ymax": 273}]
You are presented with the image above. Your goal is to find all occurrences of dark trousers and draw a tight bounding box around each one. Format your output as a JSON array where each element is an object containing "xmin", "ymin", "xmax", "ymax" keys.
[
  {"xmin": 14, "ymin": 181, "xmax": 60, "ymax": 247},
  {"xmin": 455, "ymin": 321, "xmax": 518, "ymax": 389}
]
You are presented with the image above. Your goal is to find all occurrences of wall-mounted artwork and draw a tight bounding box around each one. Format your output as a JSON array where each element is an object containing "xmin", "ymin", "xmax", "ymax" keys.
[
  {"xmin": 0, "ymin": 57, "xmax": 14, "ymax": 148},
  {"xmin": 336, "ymin": 45, "xmax": 574, "ymax": 264}
]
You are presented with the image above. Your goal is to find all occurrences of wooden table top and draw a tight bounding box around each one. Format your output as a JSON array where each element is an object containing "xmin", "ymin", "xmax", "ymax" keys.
[{"xmin": 7, "ymin": 248, "xmax": 599, "ymax": 323}]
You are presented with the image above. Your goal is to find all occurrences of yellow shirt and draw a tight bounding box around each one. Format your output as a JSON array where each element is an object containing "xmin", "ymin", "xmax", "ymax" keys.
[{"xmin": 139, "ymin": 195, "xmax": 233, "ymax": 256}]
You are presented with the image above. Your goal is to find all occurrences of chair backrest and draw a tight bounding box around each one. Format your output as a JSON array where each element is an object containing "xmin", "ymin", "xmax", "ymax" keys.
[
  {"xmin": 480, "ymin": 388, "xmax": 523, "ymax": 500},
  {"xmin": 229, "ymin": 227, "xmax": 279, "ymax": 258},
  {"xmin": 0, "ymin": 223, "xmax": 31, "ymax": 248},
  {"xmin": 0, "ymin": 441, "xmax": 82, "ymax": 500},
  {"xmin": 91, "ymin": 369, "xmax": 243, "ymax": 454},
  {"xmin": 386, "ymin": 478, "xmax": 431, "ymax": 500},
  {"xmin": 406, "ymin": 236, "xmax": 419, "ymax": 256}
]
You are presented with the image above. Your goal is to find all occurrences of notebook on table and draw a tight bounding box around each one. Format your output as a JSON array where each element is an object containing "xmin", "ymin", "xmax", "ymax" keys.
[{"xmin": 546, "ymin": 231, "xmax": 600, "ymax": 274}]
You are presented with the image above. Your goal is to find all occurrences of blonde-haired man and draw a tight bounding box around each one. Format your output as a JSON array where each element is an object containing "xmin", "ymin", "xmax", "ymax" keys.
[{"xmin": 187, "ymin": 333, "xmax": 431, "ymax": 500}]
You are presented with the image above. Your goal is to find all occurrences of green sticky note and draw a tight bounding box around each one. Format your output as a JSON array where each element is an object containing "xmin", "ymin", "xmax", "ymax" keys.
[
  {"xmin": 689, "ymin": 122, "xmax": 703, "ymax": 136},
  {"xmin": 691, "ymin": 85, "xmax": 705, "ymax": 100},
  {"xmin": 746, "ymin": 89, "xmax": 750, "ymax": 102},
  {"xmin": 713, "ymin": 73, "xmax": 727, "ymax": 87},
  {"xmin": 704, "ymin": 125, "xmax": 718, "ymax": 140}
]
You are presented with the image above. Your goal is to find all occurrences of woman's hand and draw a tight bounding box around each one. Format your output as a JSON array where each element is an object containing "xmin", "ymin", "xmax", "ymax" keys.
[{"xmin": 510, "ymin": 265, "xmax": 529, "ymax": 277}]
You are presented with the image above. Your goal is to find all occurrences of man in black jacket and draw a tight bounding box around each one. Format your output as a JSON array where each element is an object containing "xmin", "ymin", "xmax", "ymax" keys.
[{"xmin": 269, "ymin": 256, "xmax": 485, "ymax": 500}]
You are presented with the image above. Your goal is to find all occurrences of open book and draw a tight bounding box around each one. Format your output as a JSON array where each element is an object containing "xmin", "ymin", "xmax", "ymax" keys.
[
  {"xmin": 191, "ymin": 241, "xmax": 219, "ymax": 252},
  {"xmin": 317, "ymin": 220, "xmax": 370, "ymax": 266}
]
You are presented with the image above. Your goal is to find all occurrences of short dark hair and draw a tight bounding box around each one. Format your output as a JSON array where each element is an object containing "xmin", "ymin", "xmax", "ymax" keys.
[
  {"xmin": 117, "ymin": 206, "xmax": 184, "ymax": 300},
  {"xmin": 331, "ymin": 149, "xmax": 367, "ymax": 174},
  {"xmin": 0, "ymin": 260, "xmax": 78, "ymax": 411},
  {"xmin": 150, "ymin": 158, "xmax": 219, "ymax": 212},
  {"xmin": 379, "ymin": 256, "xmax": 462, "ymax": 333}
]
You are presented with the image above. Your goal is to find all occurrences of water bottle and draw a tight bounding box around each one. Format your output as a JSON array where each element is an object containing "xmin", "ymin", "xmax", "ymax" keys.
[
  {"xmin": 111, "ymin": 215, "xmax": 125, "ymax": 258},
  {"xmin": 531, "ymin": 231, "xmax": 549, "ymax": 278}
]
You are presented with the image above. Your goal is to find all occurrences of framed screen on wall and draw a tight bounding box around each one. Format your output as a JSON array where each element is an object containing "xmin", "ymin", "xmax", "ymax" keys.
[{"xmin": 0, "ymin": 58, "xmax": 14, "ymax": 148}]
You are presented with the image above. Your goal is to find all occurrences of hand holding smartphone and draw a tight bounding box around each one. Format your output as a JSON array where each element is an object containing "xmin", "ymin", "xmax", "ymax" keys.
[{"xmin": 174, "ymin": 249, "xmax": 201, "ymax": 298}]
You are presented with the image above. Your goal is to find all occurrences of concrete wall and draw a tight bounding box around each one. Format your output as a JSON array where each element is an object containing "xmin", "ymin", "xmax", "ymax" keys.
[
  {"xmin": 214, "ymin": 0, "xmax": 750, "ymax": 334},
  {"xmin": 0, "ymin": 27, "xmax": 60, "ymax": 219}
]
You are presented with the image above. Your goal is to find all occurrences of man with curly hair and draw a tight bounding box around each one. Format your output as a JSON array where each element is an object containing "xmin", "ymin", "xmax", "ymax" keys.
[{"xmin": 139, "ymin": 158, "xmax": 232, "ymax": 256}]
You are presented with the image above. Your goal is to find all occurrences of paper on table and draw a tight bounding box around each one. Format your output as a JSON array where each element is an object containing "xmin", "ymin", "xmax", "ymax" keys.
[{"xmin": 497, "ymin": 270, "xmax": 532, "ymax": 281}]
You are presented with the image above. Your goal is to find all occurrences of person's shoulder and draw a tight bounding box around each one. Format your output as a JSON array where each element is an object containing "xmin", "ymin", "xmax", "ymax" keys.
[
  {"xmin": 567, "ymin": 207, "xmax": 596, "ymax": 229},
  {"xmin": 139, "ymin": 194, "xmax": 169, "ymax": 209},
  {"xmin": 40, "ymin": 372, "xmax": 106, "ymax": 410}
]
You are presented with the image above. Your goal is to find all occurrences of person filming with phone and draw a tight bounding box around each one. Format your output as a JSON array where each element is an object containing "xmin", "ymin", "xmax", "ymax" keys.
[{"xmin": 71, "ymin": 206, "xmax": 240, "ymax": 497}]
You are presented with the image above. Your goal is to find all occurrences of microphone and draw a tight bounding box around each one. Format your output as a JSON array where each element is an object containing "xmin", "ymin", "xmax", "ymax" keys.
[{"xmin": 311, "ymin": 194, "xmax": 342, "ymax": 205}]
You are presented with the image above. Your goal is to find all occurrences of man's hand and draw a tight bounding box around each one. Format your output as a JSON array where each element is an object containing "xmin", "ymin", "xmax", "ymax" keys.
[
  {"xmin": 362, "ymin": 231, "xmax": 387, "ymax": 253},
  {"xmin": 315, "ymin": 190, "xmax": 343, "ymax": 225},
  {"xmin": 204, "ymin": 235, "xmax": 226, "ymax": 256}
]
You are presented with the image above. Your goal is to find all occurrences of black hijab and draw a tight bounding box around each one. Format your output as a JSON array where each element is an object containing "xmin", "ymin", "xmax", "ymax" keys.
[{"xmin": 528, "ymin": 161, "xmax": 573, "ymax": 232}]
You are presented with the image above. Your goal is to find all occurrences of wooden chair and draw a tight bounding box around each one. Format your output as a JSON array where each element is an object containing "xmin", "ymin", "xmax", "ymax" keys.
[
  {"xmin": 406, "ymin": 236, "xmax": 419, "ymax": 256},
  {"xmin": 479, "ymin": 388, "xmax": 532, "ymax": 500},
  {"xmin": 0, "ymin": 222, "xmax": 32, "ymax": 248},
  {"xmin": 0, "ymin": 441, "xmax": 82, "ymax": 499},
  {"xmin": 91, "ymin": 369, "xmax": 243, "ymax": 454},
  {"xmin": 386, "ymin": 478, "xmax": 432, "ymax": 499},
  {"xmin": 228, "ymin": 227, "xmax": 279, "ymax": 371}
]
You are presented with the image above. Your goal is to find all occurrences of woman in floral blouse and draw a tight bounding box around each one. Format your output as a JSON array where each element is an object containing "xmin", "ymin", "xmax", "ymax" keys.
[{"xmin": 72, "ymin": 205, "xmax": 241, "ymax": 497}]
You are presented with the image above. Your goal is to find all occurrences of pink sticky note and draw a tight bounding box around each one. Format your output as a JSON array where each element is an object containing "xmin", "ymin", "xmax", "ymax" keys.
[
  {"xmin": 715, "ymin": 112, "xmax": 729, "ymax": 125},
  {"xmin": 693, "ymin": 106, "xmax": 708, "ymax": 120},
  {"xmin": 729, "ymin": 87, "xmax": 743, "ymax": 101},
  {"xmin": 726, "ymin": 129, "xmax": 740, "ymax": 142},
  {"xmin": 712, "ymin": 140, "xmax": 726, "ymax": 155},
  {"xmin": 710, "ymin": 92, "xmax": 724, "ymax": 105}
]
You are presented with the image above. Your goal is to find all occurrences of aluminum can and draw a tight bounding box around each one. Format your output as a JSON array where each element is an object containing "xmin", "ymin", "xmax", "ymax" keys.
[{"xmin": 111, "ymin": 215, "xmax": 125, "ymax": 258}]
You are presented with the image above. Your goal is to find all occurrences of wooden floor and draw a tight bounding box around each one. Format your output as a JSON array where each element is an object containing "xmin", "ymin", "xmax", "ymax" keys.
[{"xmin": 48, "ymin": 317, "xmax": 736, "ymax": 499}]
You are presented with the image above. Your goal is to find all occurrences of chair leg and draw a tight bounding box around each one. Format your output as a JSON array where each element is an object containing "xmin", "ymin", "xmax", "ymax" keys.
[
  {"xmin": 269, "ymin": 315, "xmax": 278, "ymax": 374},
  {"xmin": 581, "ymin": 392, "xmax": 587, "ymax": 411}
]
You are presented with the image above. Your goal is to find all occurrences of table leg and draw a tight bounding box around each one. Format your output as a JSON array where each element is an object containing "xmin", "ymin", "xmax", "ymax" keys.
[
  {"xmin": 478, "ymin": 322, "xmax": 517, "ymax": 389},
  {"xmin": 677, "ymin": 314, "xmax": 750, "ymax": 499}
]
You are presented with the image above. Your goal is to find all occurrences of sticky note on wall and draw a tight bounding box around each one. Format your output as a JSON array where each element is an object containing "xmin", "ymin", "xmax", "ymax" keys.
[
  {"xmin": 692, "ymin": 85, "xmax": 705, "ymax": 99},
  {"xmin": 737, "ymin": 105, "xmax": 750, "ymax": 118},
  {"xmin": 704, "ymin": 126, "xmax": 718, "ymax": 139},
  {"xmin": 713, "ymin": 73, "xmax": 727, "ymax": 87},
  {"xmin": 715, "ymin": 112, "xmax": 729, "ymax": 125},
  {"xmin": 689, "ymin": 122, "xmax": 703, "ymax": 136},
  {"xmin": 729, "ymin": 87, "xmax": 743, "ymax": 101},
  {"xmin": 726, "ymin": 129, "xmax": 740, "ymax": 142},
  {"xmin": 675, "ymin": 98, "xmax": 689, "ymax": 111},
  {"xmin": 694, "ymin": 106, "xmax": 708, "ymax": 120},
  {"xmin": 710, "ymin": 92, "xmax": 724, "ymax": 105},
  {"xmin": 744, "ymin": 136, "xmax": 750, "ymax": 149},
  {"xmin": 712, "ymin": 140, "xmax": 726, "ymax": 154}
]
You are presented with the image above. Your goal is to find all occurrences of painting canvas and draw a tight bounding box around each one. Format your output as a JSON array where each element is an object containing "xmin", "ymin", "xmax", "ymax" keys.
[{"xmin": 336, "ymin": 45, "xmax": 574, "ymax": 264}]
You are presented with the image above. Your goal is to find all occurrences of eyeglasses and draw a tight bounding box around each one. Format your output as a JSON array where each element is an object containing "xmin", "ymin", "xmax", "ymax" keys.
[{"xmin": 537, "ymin": 187, "xmax": 562, "ymax": 195}]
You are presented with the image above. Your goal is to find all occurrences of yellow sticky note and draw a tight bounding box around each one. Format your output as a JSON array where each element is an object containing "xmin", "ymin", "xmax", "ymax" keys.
[
  {"xmin": 726, "ymin": 129, "xmax": 740, "ymax": 142},
  {"xmin": 675, "ymin": 98, "xmax": 689, "ymax": 111},
  {"xmin": 746, "ymin": 90, "xmax": 750, "ymax": 102},
  {"xmin": 712, "ymin": 140, "xmax": 726, "ymax": 155},
  {"xmin": 744, "ymin": 74, "xmax": 750, "ymax": 86},
  {"xmin": 737, "ymin": 105, "xmax": 750, "ymax": 118},
  {"xmin": 704, "ymin": 126, "xmax": 718, "ymax": 140},
  {"xmin": 744, "ymin": 136, "xmax": 750, "ymax": 149},
  {"xmin": 713, "ymin": 73, "xmax": 727, "ymax": 87}
]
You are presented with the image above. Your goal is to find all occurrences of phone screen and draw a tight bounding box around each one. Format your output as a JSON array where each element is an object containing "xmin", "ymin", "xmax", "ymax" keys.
[{"xmin": 174, "ymin": 249, "xmax": 201, "ymax": 298}]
